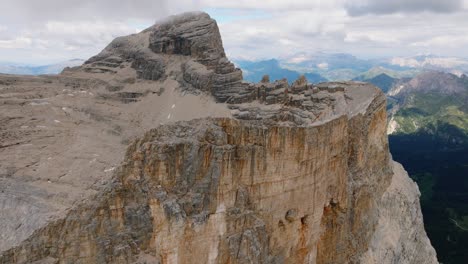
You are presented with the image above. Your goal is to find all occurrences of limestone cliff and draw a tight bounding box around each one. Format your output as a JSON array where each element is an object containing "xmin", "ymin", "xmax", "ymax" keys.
[{"xmin": 0, "ymin": 12, "xmax": 436, "ymax": 264}]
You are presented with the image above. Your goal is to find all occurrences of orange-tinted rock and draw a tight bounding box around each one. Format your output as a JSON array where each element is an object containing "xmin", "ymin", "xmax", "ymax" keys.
[{"xmin": 0, "ymin": 11, "xmax": 437, "ymax": 264}]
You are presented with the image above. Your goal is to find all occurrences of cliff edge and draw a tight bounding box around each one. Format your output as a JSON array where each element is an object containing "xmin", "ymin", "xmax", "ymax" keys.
[{"xmin": 0, "ymin": 12, "xmax": 437, "ymax": 264}]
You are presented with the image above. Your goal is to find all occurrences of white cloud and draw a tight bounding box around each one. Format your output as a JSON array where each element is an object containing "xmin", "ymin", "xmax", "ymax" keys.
[
  {"xmin": 410, "ymin": 35, "xmax": 468, "ymax": 48},
  {"xmin": 0, "ymin": 0, "xmax": 200, "ymax": 24},
  {"xmin": 0, "ymin": 37, "xmax": 32, "ymax": 49},
  {"xmin": 43, "ymin": 21, "xmax": 138, "ymax": 48},
  {"xmin": 345, "ymin": 0, "xmax": 463, "ymax": 16},
  {"xmin": 390, "ymin": 57, "xmax": 422, "ymax": 68},
  {"xmin": 283, "ymin": 53, "xmax": 311, "ymax": 64},
  {"xmin": 345, "ymin": 31, "xmax": 399, "ymax": 44},
  {"xmin": 0, "ymin": 19, "xmax": 140, "ymax": 63},
  {"xmin": 0, "ymin": 0, "xmax": 468, "ymax": 64},
  {"xmin": 201, "ymin": 0, "xmax": 345, "ymax": 10},
  {"xmin": 317, "ymin": 63, "xmax": 329, "ymax": 70},
  {"xmin": 390, "ymin": 56, "xmax": 468, "ymax": 68},
  {"xmin": 218, "ymin": 8, "xmax": 349, "ymax": 60}
]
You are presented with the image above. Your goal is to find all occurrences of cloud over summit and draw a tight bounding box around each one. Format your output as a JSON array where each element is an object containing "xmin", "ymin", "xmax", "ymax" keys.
[{"xmin": 0, "ymin": 0, "xmax": 468, "ymax": 64}]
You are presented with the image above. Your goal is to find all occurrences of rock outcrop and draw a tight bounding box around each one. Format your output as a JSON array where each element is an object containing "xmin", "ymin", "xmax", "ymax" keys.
[{"xmin": 0, "ymin": 12, "xmax": 437, "ymax": 263}]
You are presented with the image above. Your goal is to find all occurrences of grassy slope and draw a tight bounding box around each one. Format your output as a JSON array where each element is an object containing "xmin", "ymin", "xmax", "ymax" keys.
[{"xmin": 393, "ymin": 92, "xmax": 468, "ymax": 137}]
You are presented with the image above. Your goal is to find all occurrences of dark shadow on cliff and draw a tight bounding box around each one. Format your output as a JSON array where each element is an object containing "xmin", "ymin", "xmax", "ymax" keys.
[{"xmin": 390, "ymin": 127, "xmax": 468, "ymax": 264}]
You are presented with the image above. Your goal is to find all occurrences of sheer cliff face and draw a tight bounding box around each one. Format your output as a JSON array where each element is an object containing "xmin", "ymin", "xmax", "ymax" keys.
[{"xmin": 0, "ymin": 12, "xmax": 436, "ymax": 264}]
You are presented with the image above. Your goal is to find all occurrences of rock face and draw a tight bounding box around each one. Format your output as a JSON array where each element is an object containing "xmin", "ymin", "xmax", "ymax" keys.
[
  {"xmin": 0, "ymin": 12, "xmax": 437, "ymax": 264},
  {"xmin": 360, "ymin": 162, "xmax": 438, "ymax": 264}
]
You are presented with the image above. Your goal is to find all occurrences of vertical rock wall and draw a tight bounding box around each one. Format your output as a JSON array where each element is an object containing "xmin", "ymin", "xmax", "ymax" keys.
[
  {"xmin": 0, "ymin": 11, "xmax": 438, "ymax": 264},
  {"xmin": 0, "ymin": 91, "xmax": 423, "ymax": 264}
]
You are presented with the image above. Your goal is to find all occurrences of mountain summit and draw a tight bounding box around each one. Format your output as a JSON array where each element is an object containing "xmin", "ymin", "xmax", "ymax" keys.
[
  {"xmin": 0, "ymin": 12, "xmax": 436, "ymax": 264},
  {"xmin": 81, "ymin": 11, "xmax": 245, "ymax": 102}
]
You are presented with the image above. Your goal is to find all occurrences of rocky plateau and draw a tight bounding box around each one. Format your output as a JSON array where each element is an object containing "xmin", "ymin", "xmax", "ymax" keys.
[{"xmin": 0, "ymin": 12, "xmax": 437, "ymax": 264}]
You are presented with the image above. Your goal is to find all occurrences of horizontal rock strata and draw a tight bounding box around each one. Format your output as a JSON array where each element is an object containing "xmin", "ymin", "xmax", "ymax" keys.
[{"xmin": 0, "ymin": 11, "xmax": 437, "ymax": 264}]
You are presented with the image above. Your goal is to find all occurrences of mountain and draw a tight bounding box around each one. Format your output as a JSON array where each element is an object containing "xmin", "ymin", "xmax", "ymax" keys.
[
  {"xmin": 354, "ymin": 73, "xmax": 397, "ymax": 93},
  {"xmin": 235, "ymin": 59, "xmax": 327, "ymax": 84},
  {"xmin": 387, "ymin": 71, "xmax": 468, "ymax": 263},
  {"xmin": 0, "ymin": 59, "xmax": 84, "ymax": 75},
  {"xmin": 281, "ymin": 52, "xmax": 376, "ymax": 81},
  {"xmin": 235, "ymin": 59, "xmax": 301, "ymax": 82},
  {"xmin": 387, "ymin": 71, "xmax": 468, "ymax": 136},
  {"xmin": 354, "ymin": 66, "xmax": 419, "ymax": 79},
  {"xmin": 237, "ymin": 54, "xmax": 468, "ymax": 83},
  {"xmin": 318, "ymin": 68, "xmax": 361, "ymax": 81},
  {"xmin": 283, "ymin": 52, "xmax": 373, "ymax": 72},
  {"xmin": 0, "ymin": 12, "xmax": 436, "ymax": 264},
  {"xmin": 388, "ymin": 54, "xmax": 468, "ymax": 73}
]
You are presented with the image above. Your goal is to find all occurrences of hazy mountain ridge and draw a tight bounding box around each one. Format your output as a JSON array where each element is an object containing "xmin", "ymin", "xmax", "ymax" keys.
[
  {"xmin": 387, "ymin": 71, "xmax": 468, "ymax": 138},
  {"xmin": 0, "ymin": 59, "xmax": 85, "ymax": 75},
  {"xmin": 5, "ymin": 53, "xmax": 467, "ymax": 82},
  {"xmin": 234, "ymin": 58, "xmax": 328, "ymax": 84},
  {"xmin": 236, "ymin": 53, "xmax": 468, "ymax": 82},
  {"xmin": 354, "ymin": 73, "xmax": 397, "ymax": 93}
]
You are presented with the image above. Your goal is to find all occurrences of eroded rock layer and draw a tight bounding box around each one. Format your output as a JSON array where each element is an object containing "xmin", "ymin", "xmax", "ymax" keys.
[{"xmin": 0, "ymin": 12, "xmax": 436, "ymax": 264}]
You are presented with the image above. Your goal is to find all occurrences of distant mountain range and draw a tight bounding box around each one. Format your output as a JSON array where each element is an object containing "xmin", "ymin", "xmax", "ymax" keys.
[
  {"xmin": 354, "ymin": 73, "xmax": 398, "ymax": 93},
  {"xmin": 3, "ymin": 53, "xmax": 468, "ymax": 82},
  {"xmin": 0, "ymin": 59, "xmax": 84, "ymax": 75},
  {"xmin": 386, "ymin": 71, "xmax": 468, "ymax": 138},
  {"xmin": 234, "ymin": 59, "xmax": 327, "ymax": 84},
  {"xmin": 234, "ymin": 53, "xmax": 468, "ymax": 84}
]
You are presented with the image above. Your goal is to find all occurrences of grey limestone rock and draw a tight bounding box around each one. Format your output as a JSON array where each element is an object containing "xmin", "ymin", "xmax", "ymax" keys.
[{"xmin": 0, "ymin": 11, "xmax": 438, "ymax": 264}]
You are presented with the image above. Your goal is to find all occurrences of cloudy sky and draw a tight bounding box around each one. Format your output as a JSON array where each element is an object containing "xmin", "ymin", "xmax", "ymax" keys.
[{"xmin": 1, "ymin": 0, "xmax": 468, "ymax": 64}]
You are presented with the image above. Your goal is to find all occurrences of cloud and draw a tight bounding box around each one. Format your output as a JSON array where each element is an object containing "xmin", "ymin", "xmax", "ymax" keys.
[
  {"xmin": 0, "ymin": 0, "xmax": 200, "ymax": 63},
  {"xmin": 43, "ymin": 21, "xmax": 138, "ymax": 48},
  {"xmin": 390, "ymin": 56, "xmax": 468, "ymax": 68},
  {"xmin": 0, "ymin": 0, "xmax": 199, "ymax": 24},
  {"xmin": 317, "ymin": 63, "xmax": 329, "ymax": 70},
  {"xmin": 220, "ymin": 8, "xmax": 468, "ymax": 60},
  {"xmin": 0, "ymin": 0, "xmax": 468, "ymax": 64},
  {"xmin": 201, "ymin": 0, "xmax": 345, "ymax": 10},
  {"xmin": 0, "ymin": 19, "xmax": 139, "ymax": 62},
  {"xmin": 0, "ymin": 37, "xmax": 32, "ymax": 49},
  {"xmin": 345, "ymin": 0, "xmax": 463, "ymax": 16}
]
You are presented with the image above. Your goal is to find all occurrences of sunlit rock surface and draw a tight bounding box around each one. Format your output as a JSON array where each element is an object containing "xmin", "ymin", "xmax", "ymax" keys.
[{"xmin": 0, "ymin": 12, "xmax": 436, "ymax": 264}]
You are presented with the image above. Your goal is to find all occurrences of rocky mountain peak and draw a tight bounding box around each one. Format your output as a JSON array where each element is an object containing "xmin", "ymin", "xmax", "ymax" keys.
[
  {"xmin": 87, "ymin": 12, "xmax": 226, "ymax": 67},
  {"xmin": 148, "ymin": 12, "xmax": 226, "ymax": 67},
  {"xmin": 0, "ymin": 12, "xmax": 437, "ymax": 264},
  {"xmin": 388, "ymin": 70, "xmax": 468, "ymax": 98},
  {"xmin": 81, "ymin": 11, "xmax": 244, "ymax": 102}
]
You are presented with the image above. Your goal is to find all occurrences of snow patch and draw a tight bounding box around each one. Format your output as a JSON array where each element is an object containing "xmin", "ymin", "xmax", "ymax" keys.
[{"xmin": 104, "ymin": 167, "xmax": 115, "ymax": 173}]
